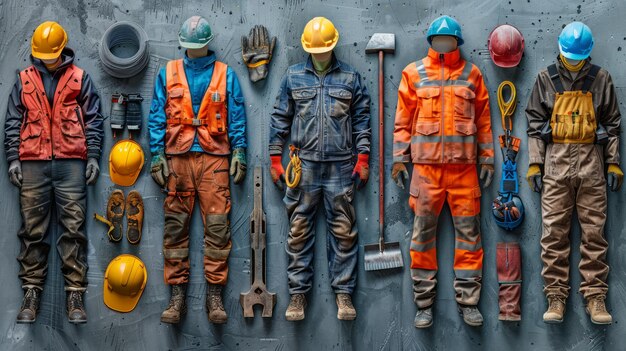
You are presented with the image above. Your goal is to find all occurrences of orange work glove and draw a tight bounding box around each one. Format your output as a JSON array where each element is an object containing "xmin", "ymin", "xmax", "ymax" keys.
[
  {"xmin": 270, "ymin": 155, "xmax": 285, "ymax": 190},
  {"xmin": 351, "ymin": 154, "xmax": 369, "ymax": 190},
  {"xmin": 391, "ymin": 162, "xmax": 409, "ymax": 189}
]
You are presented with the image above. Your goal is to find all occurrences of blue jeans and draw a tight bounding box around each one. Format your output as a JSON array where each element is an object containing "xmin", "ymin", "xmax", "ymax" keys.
[{"xmin": 283, "ymin": 159, "xmax": 358, "ymax": 295}]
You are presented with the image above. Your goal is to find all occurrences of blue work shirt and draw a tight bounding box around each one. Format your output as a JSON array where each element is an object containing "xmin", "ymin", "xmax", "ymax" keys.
[{"xmin": 148, "ymin": 51, "xmax": 247, "ymax": 154}]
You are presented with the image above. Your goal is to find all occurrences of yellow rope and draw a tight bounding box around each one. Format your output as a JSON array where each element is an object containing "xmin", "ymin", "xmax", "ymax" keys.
[
  {"xmin": 497, "ymin": 80, "xmax": 517, "ymax": 132},
  {"xmin": 560, "ymin": 54, "xmax": 585, "ymax": 72},
  {"xmin": 285, "ymin": 145, "xmax": 302, "ymax": 188},
  {"xmin": 93, "ymin": 213, "xmax": 116, "ymax": 241}
]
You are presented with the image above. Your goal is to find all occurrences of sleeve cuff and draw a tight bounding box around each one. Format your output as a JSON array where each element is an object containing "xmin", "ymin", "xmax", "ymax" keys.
[
  {"xmin": 269, "ymin": 145, "xmax": 283, "ymax": 156},
  {"xmin": 393, "ymin": 155, "xmax": 411, "ymax": 163},
  {"xmin": 6, "ymin": 153, "xmax": 19, "ymax": 163},
  {"xmin": 87, "ymin": 149, "xmax": 101, "ymax": 160},
  {"xmin": 528, "ymin": 157, "xmax": 544, "ymax": 165}
]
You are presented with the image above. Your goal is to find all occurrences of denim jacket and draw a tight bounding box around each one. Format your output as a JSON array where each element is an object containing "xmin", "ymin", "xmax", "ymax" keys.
[{"xmin": 269, "ymin": 55, "xmax": 371, "ymax": 162}]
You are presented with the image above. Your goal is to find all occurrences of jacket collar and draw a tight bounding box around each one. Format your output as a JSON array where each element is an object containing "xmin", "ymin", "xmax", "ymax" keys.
[
  {"xmin": 556, "ymin": 55, "xmax": 592, "ymax": 82},
  {"xmin": 427, "ymin": 47, "xmax": 462, "ymax": 66},
  {"xmin": 31, "ymin": 47, "xmax": 75, "ymax": 74},
  {"xmin": 184, "ymin": 50, "xmax": 216, "ymax": 70},
  {"xmin": 305, "ymin": 53, "xmax": 340, "ymax": 74}
]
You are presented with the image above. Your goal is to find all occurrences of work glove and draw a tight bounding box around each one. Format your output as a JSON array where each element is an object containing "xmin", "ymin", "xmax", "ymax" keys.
[
  {"xmin": 270, "ymin": 155, "xmax": 285, "ymax": 190},
  {"xmin": 526, "ymin": 164, "xmax": 543, "ymax": 193},
  {"xmin": 150, "ymin": 150, "xmax": 169, "ymax": 188},
  {"xmin": 8, "ymin": 160, "xmax": 22, "ymax": 188},
  {"xmin": 85, "ymin": 158, "xmax": 100, "ymax": 185},
  {"xmin": 391, "ymin": 162, "xmax": 409, "ymax": 189},
  {"xmin": 351, "ymin": 154, "xmax": 369, "ymax": 190},
  {"xmin": 241, "ymin": 25, "xmax": 276, "ymax": 82},
  {"xmin": 607, "ymin": 164, "xmax": 623, "ymax": 192},
  {"xmin": 230, "ymin": 148, "xmax": 247, "ymax": 184},
  {"xmin": 479, "ymin": 164, "xmax": 494, "ymax": 188}
]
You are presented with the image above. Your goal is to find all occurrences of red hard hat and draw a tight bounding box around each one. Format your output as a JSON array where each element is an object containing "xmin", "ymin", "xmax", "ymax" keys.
[{"xmin": 488, "ymin": 25, "xmax": 525, "ymax": 67}]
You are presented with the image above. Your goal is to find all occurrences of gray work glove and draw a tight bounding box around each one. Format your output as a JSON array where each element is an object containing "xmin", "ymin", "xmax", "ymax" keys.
[
  {"xmin": 150, "ymin": 150, "xmax": 169, "ymax": 188},
  {"xmin": 479, "ymin": 164, "xmax": 494, "ymax": 188},
  {"xmin": 391, "ymin": 162, "xmax": 409, "ymax": 190},
  {"xmin": 85, "ymin": 158, "xmax": 100, "ymax": 185},
  {"xmin": 241, "ymin": 25, "xmax": 276, "ymax": 82},
  {"xmin": 8, "ymin": 160, "xmax": 23, "ymax": 188},
  {"xmin": 230, "ymin": 148, "xmax": 247, "ymax": 185}
]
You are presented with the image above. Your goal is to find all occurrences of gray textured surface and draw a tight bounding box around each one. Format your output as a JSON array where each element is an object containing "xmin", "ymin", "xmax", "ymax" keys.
[{"xmin": 0, "ymin": 0, "xmax": 625, "ymax": 350}]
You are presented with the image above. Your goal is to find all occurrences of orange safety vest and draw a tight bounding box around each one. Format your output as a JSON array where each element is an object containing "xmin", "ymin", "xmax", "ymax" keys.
[
  {"xmin": 19, "ymin": 65, "xmax": 86, "ymax": 160},
  {"xmin": 164, "ymin": 59, "xmax": 230, "ymax": 155},
  {"xmin": 393, "ymin": 48, "xmax": 494, "ymax": 165}
]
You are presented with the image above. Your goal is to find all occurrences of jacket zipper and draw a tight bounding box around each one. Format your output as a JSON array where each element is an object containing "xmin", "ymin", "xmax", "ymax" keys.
[
  {"xmin": 440, "ymin": 53, "xmax": 445, "ymax": 163},
  {"xmin": 318, "ymin": 71, "xmax": 327, "ymax": 160}
]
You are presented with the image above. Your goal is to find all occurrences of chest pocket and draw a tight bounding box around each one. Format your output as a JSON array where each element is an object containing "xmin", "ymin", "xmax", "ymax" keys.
[
  {"xmin": 166, "ymin": 87, "xmax": 185, "ymax": 119},
  {"xmin": 292, "ymin": 88, "xmax": 317, "ymax": 120},
  {"xmin": 453, "ymin": 86, "xmax": 476, "ymax": 121},
  {"xmin": 416, "ymin": 87, "xmax": 440, "ymax": 121},
  {"xmin": 207, "ymin": 91, "xmax": 227, "ymax": 136},
  {"xmin": 327, "ymin": 88, "xmax": 352, "ymax": 118}
]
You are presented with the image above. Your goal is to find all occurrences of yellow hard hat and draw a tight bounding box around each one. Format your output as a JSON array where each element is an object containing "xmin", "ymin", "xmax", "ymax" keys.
[
  {"xmin": 31, "ymin": 21, "xmax": 68, "ymax": 60},
  {"xmin": 109, "ymin": 139, "xmax": 144, "ymax": 187},
  {"xmin": 103, "ymin": 254, "xmax": 147, "ymax": 313},
  {"xmin": 301, "ymin": 17, "xmax": 339, "ymax": 54}
]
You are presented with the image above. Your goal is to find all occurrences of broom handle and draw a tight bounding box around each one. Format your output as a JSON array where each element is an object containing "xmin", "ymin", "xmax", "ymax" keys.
[{"xmin": 378, "ymin": 50, "xmax": 385, "ymax": 251}]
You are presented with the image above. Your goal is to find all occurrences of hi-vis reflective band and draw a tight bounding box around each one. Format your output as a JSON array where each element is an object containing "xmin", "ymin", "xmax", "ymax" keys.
[
  {"xmin": 414, "ymin": 59, "xmax": 475, "ymax": 90},
  {"xmin": 246, "ymin": 59, "xmax": 270, "ymax": 68}
]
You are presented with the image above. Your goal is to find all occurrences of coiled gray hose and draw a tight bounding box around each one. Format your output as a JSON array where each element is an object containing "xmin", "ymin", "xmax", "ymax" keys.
[{"xmin": 99, "ymin": 21, "xmax": 150, "ymax": 78}]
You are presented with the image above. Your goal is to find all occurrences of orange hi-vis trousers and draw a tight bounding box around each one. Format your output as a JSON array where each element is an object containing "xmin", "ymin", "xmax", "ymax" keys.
[{"xmin": 408, "ymin": 163, "xmax": 483, "ymax": 308}]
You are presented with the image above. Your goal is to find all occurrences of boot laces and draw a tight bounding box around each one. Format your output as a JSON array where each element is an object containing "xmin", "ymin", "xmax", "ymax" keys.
[
  {"xmin": 337, "ymin": 294, "xmax": 353, "ymax": 309},
  {"xmin": 68, "ymin": 291, "xmax": 84, "ymax": 311},
  {"xmin": 591, "ymin": 296, "xmax": 606, "ymax": 312},
  {"xmin": 22, "ymin": 289, "xmax": 39, "ymax": 311},
  {"xmin": 549, "ymin": 296, "xmax": 565, "ymax": 311},
  {"xmin": 289, "ymin": 294, "xmax": 305, "ymax": 310}
]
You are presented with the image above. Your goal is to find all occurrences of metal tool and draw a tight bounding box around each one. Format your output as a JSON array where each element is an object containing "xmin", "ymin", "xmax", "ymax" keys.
[
  {"xmin": 240, "ymin": 167, "xmax": 276, "ymax": 317},
  {"xmin": 364, "ymin": 33, "xmax": 404, "ymax": 271}
]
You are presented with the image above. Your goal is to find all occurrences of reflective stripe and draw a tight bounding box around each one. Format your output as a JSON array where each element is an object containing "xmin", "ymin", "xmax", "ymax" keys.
[
  {"xmin": 454, "ymin": 269, "xmax": 482, "ymax": 279},
  {"xmin": 479, "ymin": 156, "xmax": 494, "ymax": 164},
  {"xmin": 455, "ymin": 238, "xmax": 482, "ymax": 252},
  {"xmin": 393, "ymin": 155, "xmax": 411, "ymax": 163},
  {"xmin": 478, "ymin": 143, "xmax": 494, "ymax": 150},
  {"xmin": 415, "ymin": 80, "xmax": 475, "ymax": 90},
  {"xmin": 458, "ymin": 61, "xmax": 474, "ymax": 82},
  {"xmin": 415, "ymin": 60, "xmax": 428, "ymax": 83},
  {"xmin": 412, "ymin": 135, "xmax": 476, "ymax": 144},
  {"xmin": 410, "ymin": 238, "xmax": 437, "ymax": 252},
  {"xmin": 393, "ymin": 142, "xmax": 410, "ymax": 150},
  {"xmin": 204, "ymin": 247, "xmax": 230, "ymax": 260},
  {"xmin": 163, "ymin": 248, "xmax": 189, "ymax": 259}
]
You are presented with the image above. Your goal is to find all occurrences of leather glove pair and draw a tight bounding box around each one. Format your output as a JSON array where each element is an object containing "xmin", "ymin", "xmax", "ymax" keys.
[
  {"xmin": 241, "ymin": 25, "xmax": 276, "ymax": 83},
  {"xmin": 85, "ymin": 158, "xmax": 100, "ymax": 185},
  {"xmin": 150, "ymin": 150, "xmax": 169, "ymax": 188},
  {"xmin": 9, "ymin": 158, "xmax": 99, "ymax": 187},
  {"xmin": 607, "ymin": 164, "xmax": 623, "ymax": 192},
  {"xmin": 526, "ymin": 164, "xmax": 543, "ymax": 193},
  {"xmin": 230, "ymin": 148, "xmax": 247, "ymax": 185}
]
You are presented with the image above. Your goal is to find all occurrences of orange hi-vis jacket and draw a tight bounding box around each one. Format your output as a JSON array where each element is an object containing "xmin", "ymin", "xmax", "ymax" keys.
[
  {"xmin": 393, "ymin": 48, "xmax": 494, "ymax": 165},
  {"xmin": 164, "ymin": 59, "xmax": 230, "ymax": 156}
]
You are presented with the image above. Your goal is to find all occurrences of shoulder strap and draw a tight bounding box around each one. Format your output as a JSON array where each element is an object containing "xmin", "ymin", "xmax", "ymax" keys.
[
  {"xmin": 547, "ymin": 64, "xmax": 564, "ymax": 94},
  {"xmin": 208, "ymin": 61, "xmax": 228, "ymax": 96},
  {"xmin": 581, "ymin": 64, "xmax": 600, "ymax": 93},
  {"xmin": 166, "ymin": 59, "xmax": 186, "ymax": 88}
]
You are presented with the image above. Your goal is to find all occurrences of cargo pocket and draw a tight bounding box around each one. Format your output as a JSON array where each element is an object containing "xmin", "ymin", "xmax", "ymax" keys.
[
  {"xmin": 472, "ymin": 186, "xmax": 482, "ymax": 215},
  {"xmin": 408, "ymin": 176, "xmax": 420, "ymax": 214},
  {"xmin": 283, "ymin": 187, "xmax": 302, "ymax": 216},
  {"xmin": 453, "ymin": 87, "xmax": 476, "ymax": 121},
  {"xmin": 412, "ymin": 122, "xmax": 440, "ymax": 163},
  {"xmin": 20, "ymin": 113, "xmax": 44, "ymax": 157},
  {"xmin": 451, "ymin": 122, "xmax": 477, "ymax": 161},
  {"xmin": 166, "ymin": 88, "xmax": 185, "ymax": 118},
  {"xmin": 60, "ymin": 106, "xmax": 86, "ymax": 155},
  {"xmin": 292, "ymin": 88, "xmax": 317, "ymax": 120},
  {"xmin": 208, "ymin": 91, "xmax": 227, "ymax": 136},
  {"xmin": 327, "ymin": 88, "xmax": 353, "ymax": 151},
  {"xmin": 416, "ymin": 87, "xmax": 440, "ymax": 121}
]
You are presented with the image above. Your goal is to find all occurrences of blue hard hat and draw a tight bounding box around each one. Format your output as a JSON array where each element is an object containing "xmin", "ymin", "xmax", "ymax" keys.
[
  {"xmin": 492, "ymin": 194, "xmax": 524, "ymax": 231},
  {"xmin": 427, "ymin": 15, "xmax": 464, "ymax": 46},
  {"xmin": 558, "ymin": 22, "xmax": 594, "ymax": 60}
]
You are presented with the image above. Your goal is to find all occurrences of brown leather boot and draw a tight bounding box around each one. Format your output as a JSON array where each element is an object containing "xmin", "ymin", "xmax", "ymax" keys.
[
  {"xmin": 206, "ymin": 284, "xmax": 227, "ymax": 324},
  {"xmin": 126, "ymin": 190, "xmax": 144, "ymax": 244},
  {"xmin": 586, "ymin": 296, "xmax": 612, "ymax": 325},
  {"xmin": 106, "ymin": 190, "xmax": 125, "ymax": 242},
  {"xmin": 543, "ymin": 295, "xmax": 566, "ymax": 323},
  {"xmin": 161, "ymin": 284, "xmax": 187, "ymax": 324},
  {"xmin": 336, "ymin": 293, "xmax": 356, "ymax": 320},
  {"xmin": 67, "ymin": 291, "xmax": 87, "ymax": 324},
  {"xmin": 16, "ymin": 288, "xmax": 40, "ymax": 323},
  {"xmin": 285, "ymin": 294, "xmax": 306, "ymax": 321}
]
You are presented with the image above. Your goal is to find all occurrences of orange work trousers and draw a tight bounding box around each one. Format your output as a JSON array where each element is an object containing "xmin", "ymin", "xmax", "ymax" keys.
[
  {"xmin": 408, "ymin": 163, "xmax": 483, "ymax": 308},
  {"xmin": 162, "ymin": 152, "xmax": 232, "ymax": 286}
]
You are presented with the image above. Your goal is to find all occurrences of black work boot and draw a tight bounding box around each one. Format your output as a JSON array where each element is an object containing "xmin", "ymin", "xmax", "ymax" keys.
[
  {"xmin": 285, "ymin": 293, "xmax": 306, "ymax": 321},
  {"xmin": 206, "ymin": 284, "xmax": 227, "ymax": 324},
  {"xmin": 414, "ymin": 307, "xmax": 433, "ymax": 328},
  {"xmin": 67, "ymin": 291, "xmax": 87, "ymax": 324},
  {"xmin": 17, "ymin": 288, "xmax": 41, "ymax": 323},
  {"xmin": 458, "ymin": 304, "xmax": 483, "ymax": 326},
  {"xmin": 161, "ymin": 284, "xmax": 187, "ymax": 324}
]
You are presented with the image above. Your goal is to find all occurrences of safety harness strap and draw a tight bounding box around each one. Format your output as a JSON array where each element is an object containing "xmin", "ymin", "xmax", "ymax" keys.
[
  {"xmin": 582, "ymin": 64, "xmax": 600, "ymax": 93},
  {"xmin": 547, "ymin": 64, "xmax": 564, "ymax": 94}
]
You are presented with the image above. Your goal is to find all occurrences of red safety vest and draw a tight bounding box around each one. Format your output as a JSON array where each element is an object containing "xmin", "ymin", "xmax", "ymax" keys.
[
  {"xmin": 164, "ymin": 59, "xmax": 230, "ymax": 155},
  {"xmin": 19, "ymin": 65, "xmax": 87, "ymax": 160}
]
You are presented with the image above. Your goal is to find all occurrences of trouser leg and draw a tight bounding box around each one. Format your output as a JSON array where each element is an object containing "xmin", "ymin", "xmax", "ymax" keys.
[
  {"xmin": 496, "ymin": 242, "xmax": 522, "ymax": 320},
  {"xmin": 163, "ymin": 154, "xmax": 195, "ymax": 285},
  {"xmin": 52, "ymin": 160, "xmax": 88, "ymax": 291},
  {"xmin": 196, "ymin": 154, "xmax": 232, "ymax": 285},
  {"xmin": 408, "ymin": 164, "xmax": 446, "ymax": 309},
  {"xmin": 284, "ymin": 159, "xmax": 322, "ymax": 295},
  {"xmin": 447, "ymin": 164, "xmax": 483, "ymax": 306},
  {"xmin": 323, "ymin": 160, "xmax": 357, "ymax": 294},
  {"xmin": 17, "ymin": 161, "xmax": 53, "ymax": 291}
]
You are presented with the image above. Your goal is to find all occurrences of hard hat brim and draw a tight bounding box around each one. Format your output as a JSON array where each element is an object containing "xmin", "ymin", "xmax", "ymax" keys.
[
  {"xmin": 32, "ymin": 50, "xmax": 63, "ymax": 61},
  {"xmin": 179, "ymin": 38, "xmax": 212, "ymax": 49},
  {"xmin": 303, "ymin": 40, "xmax": 337, "ymax": 54},
  {"xmin": 103, "ymin": 284, "xmax": 144, "ymax": 313},
  {"xmin": 109, "ymin": 169, "xmax": 141, "ymax": 187},
  {"xmin": 490, "ymin": 53, "xmax": 523, "ymax": 68}
]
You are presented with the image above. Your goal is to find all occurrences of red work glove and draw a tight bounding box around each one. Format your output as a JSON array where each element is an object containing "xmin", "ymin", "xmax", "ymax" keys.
[
  {"xmin": 351, "ymin": 154, "xmax": 369, "ymax": 190},
  {"xmin": 270, "ymin": 155, "xmax": 285, "ymax": 190}
]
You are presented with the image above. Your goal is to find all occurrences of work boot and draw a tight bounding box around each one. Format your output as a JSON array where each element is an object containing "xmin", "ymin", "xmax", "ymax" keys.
[
  {"xmin": 586, "ymin": 296, "xmax": 612, "ymax": 325},
  {"xmin": 161, "ymin": 284, "xmax": 187, "ymax": 324},
  {"xmin": 336, "ymin": 293, "xmax": 356, "ymax": 320},
  {"xmin": 543, "ymin": 295, "xmax": 566, "ymax": 323},
  {"xmin": 414, "ymin": 307, "xmax": 433, "ymax": 328},
  {"xmin": 106, "ymin": 189, "xmax": 125, "ymax": 242},
  {"xmin": 126, "ymin": 190, "xmax": 144, "ymax": 244},
  {"xmin": 206, "ymin": 284, "xmax": 227, "ymax": 324},
  {"xmin": 67, "ymin": 291, "xmax": 87, "ymax": 324},
  {"xmin": 16, "ymin": 288, "xmax": 41, "ymax": 323},
  {"xmin": 285, "ymin": 293, "xmax": 306, "ymax": 321},
  {"xmin": 458, "ymin": 304, "xmax": 483, "ymax": 326}
]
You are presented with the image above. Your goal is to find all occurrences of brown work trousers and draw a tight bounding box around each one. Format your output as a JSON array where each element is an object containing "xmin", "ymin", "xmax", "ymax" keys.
[
  {"xmin": 541, "ymin": 143, "xmax": 608, "ymax": 299},
  {"xmin": 163, "ymin": 152, "xmax": 231, "ymax": 286}
]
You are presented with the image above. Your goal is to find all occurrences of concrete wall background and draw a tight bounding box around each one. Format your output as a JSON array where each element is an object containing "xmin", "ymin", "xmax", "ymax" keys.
[{"xmin": 0, "ymin": 0, "xmax": 625, "ymax": 350}]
